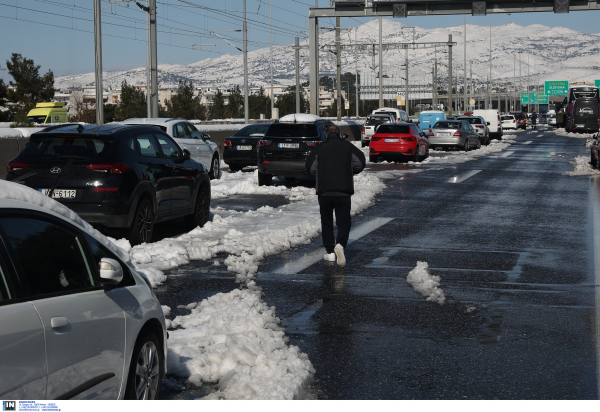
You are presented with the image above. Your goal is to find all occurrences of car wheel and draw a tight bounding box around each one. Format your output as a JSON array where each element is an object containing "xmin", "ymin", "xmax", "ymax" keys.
[
  {"xmin": 476, "ymin": 138, "xmax": 481, "ymax": 149},
  {"xmin": 486, "ymin": 132, "xmax": 490, "ymax": 145},
  {"xmin": 412, "ymin": 148, "xmax": 419, "ymax": 162},
  {"xmin": 463, "ymin": 140, "xmax": 469, "ymax": 152},
  {"xmin": 258, "ymin": 171, "xmax": 273, "ymax": 186},
  {"xmin": 125, "ymin": 331, "xmax": 164, "ymax": 400},
  {"xmin": 129, "ymin": 198, "xmax": 154, "ymax": 246},
  {"xmin": 209, "ymin": 156, "xmax": 220, "ymax": 180},
  {"xmin": 369, "ymin": 155, "xmax": 378, "ymax": 163},
  {"xmin": 185, "ymin": 184, "xmax": 210, "ymax": 228}
]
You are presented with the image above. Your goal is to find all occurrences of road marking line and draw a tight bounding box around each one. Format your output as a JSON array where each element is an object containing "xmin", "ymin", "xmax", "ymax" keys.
[
  {"xmin": 273, "ymin": 217, "xmax": 394, "ymax": 275},
  {"xmin": 448, "ymin": 170, "xmax": 481, "ymax": 183},
  {"xmin": 524, "ymin": 141, "xmax": 533, "ymax": 144},
  {"xmin": 500, "ymin": 151, "xmax": 514, "ymax": 157},
  {"xmin": 537, "ymin": 134, "xmax": 544, "ymax": 137}
]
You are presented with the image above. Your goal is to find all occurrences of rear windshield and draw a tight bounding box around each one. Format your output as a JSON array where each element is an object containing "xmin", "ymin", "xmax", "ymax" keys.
[
  {"xmin": 266, "ymin": 123, "xmax": 319, "ymax": 138},
  {"xmin": 457, "ymin": 117, "xmax": 482, "ymax": 124},
  {"xmin": 513, "ymin": 113, "xmax": 526, "ymax": 119},
  {"xmin": 234, "ymin": 124, "xmax": 271, "ymax": 137},
  {"xmin": 501, "ymin": 116, "xmax": 514, "ymax": 121},
  {"xmin": 376, "ymin": 125, "xmax": 411, "ymax": 134},
  {"xmin": 373, "ymin": 112, "xmax": 396, "ymax": 119},
  {"xmin": 127, "ymin": 124, "xmax": 167, "ymax": 133},
  {"xmin": 366, "ymin": 117, "xmax": 390, "ymax": 126},
  {"xmin": 20, "ymin": 135, "xmax": 114, "ymax": 161},
  {"xmin": 433, "ymin": 121, "xmax": 461, "ymax": 129}
]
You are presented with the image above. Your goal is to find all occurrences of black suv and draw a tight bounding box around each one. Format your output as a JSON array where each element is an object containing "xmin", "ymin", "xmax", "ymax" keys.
[
  {"xmin": 256, "ymin": 117, "xmax": 335, "ymax": 186},
  {"xmin": 5, "ymin": 124, "xmax": 211, "ymax": 245},
  {"xmin": 223, "ymin": 123, "xmax": 272, "ymax": 172}
]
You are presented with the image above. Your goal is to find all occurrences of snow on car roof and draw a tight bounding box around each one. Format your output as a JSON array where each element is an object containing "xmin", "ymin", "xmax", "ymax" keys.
[
  {"xmin": 0, "ymin": 181, "xmax": 131, "ymax": 264},
  {"xmin": 278, "ymin": 113, "xmax": 320, "ymax": 123}
]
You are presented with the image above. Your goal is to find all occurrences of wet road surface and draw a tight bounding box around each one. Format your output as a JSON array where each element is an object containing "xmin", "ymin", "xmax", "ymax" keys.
[{"xmin": 157, "ymin": 127, "xmax": 599, "ymax": 399}]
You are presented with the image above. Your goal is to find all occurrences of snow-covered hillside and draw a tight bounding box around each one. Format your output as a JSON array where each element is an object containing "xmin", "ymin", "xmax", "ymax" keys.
[{"xmin": 54, "ymin": 18, "xmax": 600, "ymax": 90}]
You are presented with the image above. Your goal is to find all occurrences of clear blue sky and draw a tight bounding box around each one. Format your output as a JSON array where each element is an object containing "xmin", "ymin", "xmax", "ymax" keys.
[{"xmin": 0, "ymin": 0, "xmax": 598, "ymax": 83}]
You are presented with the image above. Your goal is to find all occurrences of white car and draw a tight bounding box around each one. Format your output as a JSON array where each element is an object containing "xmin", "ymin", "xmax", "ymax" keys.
[
  {"xmin": 0, "ymin": 181, "xmax": 167, "ymax": 400},
  {"xmin": 501, "ymin": 115, "xmax": 517, "ymax": 130},
  {"xmin": 122, "ymin": 118, "xmax": 221, "ymax": 179},
  {"xmin": 473, "ymin": 109, "xmax": 503, "ymax": 140}
]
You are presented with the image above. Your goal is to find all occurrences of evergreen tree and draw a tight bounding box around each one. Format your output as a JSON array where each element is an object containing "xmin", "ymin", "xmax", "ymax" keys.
[
  {"xmin": 226, "ymin": 85, "xmax": 244, "ymax": 119},
  {"xmin": 6, "ymin": 53, "xmax": 55, "ymax": 110},
  {"xmin": 209, "ymin": 89, "xmax": 226, "ymax": 120},
  {"xmin": 0, "ymin": 79, "xmax": 8, "ymax": 122},
  {"xmin": 115, "ymin": 80, "xmax": 147, "ymax": 121},
  {"xmin": 248, "ymin": 86, "xmax": 271, "ymax": 120},
  {"xmin": 165, "ymin": 80, "xmax": 204, "ymax": 120},
  {"xmin": 275, "ymin": 87, "xmax": 308, "ymax": 117}
]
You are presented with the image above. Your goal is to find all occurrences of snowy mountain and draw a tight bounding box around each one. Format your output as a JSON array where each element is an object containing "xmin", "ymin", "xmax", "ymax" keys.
[{"xmin": 54, "ymin": 18, "xmax": 600, "ymax": 91}]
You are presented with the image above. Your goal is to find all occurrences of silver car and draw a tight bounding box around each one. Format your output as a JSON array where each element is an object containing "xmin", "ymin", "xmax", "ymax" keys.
[
  {"xmin": 547, "ymin": 113, "xmax": 557, "ymax": 126},
  {"xmin": 0, "ymin": 186, "xmax": 166, "ymax": 400},
  {"xmin": 456, "ymin": 116, "xmax": 490, "ymax": 145},
  {"xmin": 122, "ymin": 118, "xmax": 221, "ymax": 179},
  {"xmin": 428, "ymin": 120, "xmax": 481, "ymax": 151}
]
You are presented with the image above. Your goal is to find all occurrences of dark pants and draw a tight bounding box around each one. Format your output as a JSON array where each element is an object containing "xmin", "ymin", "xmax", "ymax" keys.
[{"xmin": 318, "ymin": 195, "xmax": 352, "ymax": 254}]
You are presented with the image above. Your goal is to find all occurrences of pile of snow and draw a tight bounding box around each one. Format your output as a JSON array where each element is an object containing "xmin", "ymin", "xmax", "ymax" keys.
[
  {"xmin": 406, "ymin": 261, "xmax": 446, "ymax": 305},
  {"xmin": 211, "ymin": 170, "xmax": 315, "ymax": 200},
  {"xmin": 554, "ymin": 128, "xmax": 597, "ymax": 139},
  {"xmin": 564, "ymin": 155, "xmax": 600, "ymax": 176},
  {"xmin": 0, "ymin": 128, "xmax": 23, "ymax": 138},
  {"xmin": 166, "ymin": 289, "xmax": 315, "ymax": 400}
]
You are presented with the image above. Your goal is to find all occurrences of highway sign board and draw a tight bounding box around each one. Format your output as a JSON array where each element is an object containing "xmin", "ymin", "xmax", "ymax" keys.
[
  {"xmin": 544, "ymin": 81, "xmax": 569, "ymax": 95},
  {"xmin": 470, "ymin": 99, "xmax": 475, "ymax": 105},
  {"xmin": 521, "ymin": 93, "xmax": 529, "ymax": 104},
  {"xmin": 595, "ymin": 80, "xmax": 600, "ymax": 88}
]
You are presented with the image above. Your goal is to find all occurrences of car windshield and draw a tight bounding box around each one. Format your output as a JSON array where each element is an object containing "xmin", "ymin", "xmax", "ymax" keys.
[
  {"xmin": 366, "ymin": 117, "xmax": 390, "ymax": 126},
  {"xmin": 501, "ymin": 116, "xmax": 513, "ymax": 121},
  {"xmin": 20, "ymin": 135, "xmax": 114, "ymax": 160},
  {"xmin": 457, "ymin": 117, "xmax": 482, "ymax": 125},
  {"xmin": 234, "ymin": 124, "xmax": 270, "ymax": 137},
  {"xmin": 376, "ymin": 125, "xmax": 411, "ymax": 134},
  {"xmin": 433, "ymin": 121, "xmax": 461, "ymax": 129},
  {"xmin": 373, "ymin": 112, "xmax": 396, "ymax": 120},
  {"xmin": 266, "ymin": 123, "xmax": 319, "ymax": 138},
  {"xmin": 27, "ymin": 115, "xmax": 48, "ymax": 124},
  {"xmin": 513, "ymin": 113, "xmax": 526, "ymax": 119}
]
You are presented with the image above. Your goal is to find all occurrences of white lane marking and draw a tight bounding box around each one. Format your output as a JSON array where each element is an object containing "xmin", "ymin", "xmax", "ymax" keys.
[
  {"xmin": 448, "ymin": 170, "xmax": 481, "ymax": 183},
  {"xmin": 537, "ymin": 134, "xmax": 544, "ymax": 137},
  {"xmin": 274, "ymin": 217, "xmax": 394, "ymax": 275},
  {"xmin": 524, "ymin": 141, "xmax": 533, "ymax": 144},
  {"xmin": 504, "ymin": 251, "xmax": 532, "ymax": 283},
  {"xmin": 500, "ymin": 151, "xmax": 514, "ymax": 157}
]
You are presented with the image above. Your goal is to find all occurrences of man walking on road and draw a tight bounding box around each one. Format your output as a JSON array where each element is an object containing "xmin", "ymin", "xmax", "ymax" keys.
[
  {"xmin": 306, "ymin": 125, "xmax": 366, "ymax": 266},
  {"xmin": 530, "ymin": 109, "xmax": 537, "ymax": 130}
]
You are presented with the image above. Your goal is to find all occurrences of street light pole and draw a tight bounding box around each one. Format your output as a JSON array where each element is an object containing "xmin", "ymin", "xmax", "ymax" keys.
[
  {"xmin": 489, "ymin": 16, "xmax": 492, "ymax": 110},
  {"xmin": 243, "ymin": 0, "xmax": 249, "ymax": 122},
  {"xmin": 379, "ymin": 16, "xmax": 383, "ymax": 108},
  {"xmin": 464, "ymin": 15, "xmax": 467, "ymax": 115},
  {"xmin": 448, "ymin": 34, "xmax": 453, "ymax": 116},
  {"xmin": 270, "ymin": 0, "xmax": 274, "ymax": 118},
  {"xmin": 295, "ymin": 37, "xmax": 300, "ymax": 114},
  {"xmin": 336, "ymin": 17, "xmax": 341, "ymax": 121},
  {"xmin": 93, "ymin": 0, "xmax": 104, "ymax": 124},
  {"xmin": 150, "ymin": 0, "xmax": 158, "ymax": 117}
]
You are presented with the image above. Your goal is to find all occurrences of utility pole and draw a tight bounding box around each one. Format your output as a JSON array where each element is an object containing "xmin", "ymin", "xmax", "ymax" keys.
[
  {"xmin": 355, "ymin": 26, "xmax": 359, "ymax": 118},
  {"xmin": 518, "ymin": 50, "xmax": 522, "ymax": 111},
  {"xmin": 434, "ymin": 58, "xmax": 438, "ymax": 108},
  {"xmin": 146, "ymin": 0, "xmax": 150, "ymax": 118},
  {"xmin": 405, "ymin": 47, "xmax": 409, "ymax": 115},
  {"xmin": 150, "ymin": 0, "xmax": 158, "ymax": 117},
  {"xmin": 448, "ymin": 34, "xmax": 453, "ymax": 116},
  {"xmin": 94, "ymin": 0, "xmax": 104, "ymax": 124},
  {"xmin": 464, "ymin": 15, "xmax": 467, "ymax": 115},
  {"xmin": 270, "ymin": 0, "xmax": 274, "ymax": 118},
  {"xmin": 244, "ymin": 0, "xmax": 249, "ymax": 122},
  {"xmin": 488, "ymin": 16, "xmax": 492, "ymax": 110},
  {"xmin": 469, "ymin": 60, "xmax": 472, "ymax": 111},
  {"xmin": 379, "ymin": 17, "xmax": 383, "ymax": 108},
  {"xmin": 432, "ymin": 65, "xmax": 435, "ymax": 109},
  {"xmin": 295, "ymin": 37, "xmax": 300, "ymax": 114},
  {"xmin": 336, "ymin": 17, "xmax": 341, "ymax": 121}
]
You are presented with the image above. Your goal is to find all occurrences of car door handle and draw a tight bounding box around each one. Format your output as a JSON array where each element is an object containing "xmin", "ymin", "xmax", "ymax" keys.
[{"xmin": 51, "ymin": 317, "xmax": 70, "ymax": 329}]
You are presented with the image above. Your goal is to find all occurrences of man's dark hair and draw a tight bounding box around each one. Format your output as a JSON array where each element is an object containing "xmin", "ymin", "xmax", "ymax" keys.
[{"xmin": 326, "ymin": 125, "xmax": 341, "ymax": 138}]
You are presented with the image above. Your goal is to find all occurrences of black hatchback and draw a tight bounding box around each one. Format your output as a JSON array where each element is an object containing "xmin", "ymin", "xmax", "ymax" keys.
[
  {"xmin": 5, "ymin": 124, "xmax": 211, "ymax": 245},
  {"xmin": 223, "ymin": 123, "xmax": 271, "ymax": 172}
]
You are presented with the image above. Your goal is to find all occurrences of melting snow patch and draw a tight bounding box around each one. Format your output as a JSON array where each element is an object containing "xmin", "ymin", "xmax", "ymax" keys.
[
  {"xmin": 406, "ymin": 261, "xmax": 446, "ymax": 305},
  {"xmin": 166, "ymin": 289, "xmax": 315, "ymax": 400},
  {"xmin": 564, "ymin": 156, "xmax": 600, "ymax": 176}
]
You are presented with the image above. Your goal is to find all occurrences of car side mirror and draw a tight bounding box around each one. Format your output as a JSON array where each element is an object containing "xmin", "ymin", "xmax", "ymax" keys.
[
  {"xmin": 486, "ymin": 122, "xmax": 490, "ymax": 126},
  {"xmin": 182, "ymin": 149, "xmax": 191, "ymax": 160},
  {"xmin": 202, "ymin": 134, "xmax": 211, "ymax": 141},
  {"xmin": 99, "ymin": 258, "xmax": 123, "ymax": 285},
  {"xmin": 342, "ymin": 133, "xmax": 349, "ymax": 140}
]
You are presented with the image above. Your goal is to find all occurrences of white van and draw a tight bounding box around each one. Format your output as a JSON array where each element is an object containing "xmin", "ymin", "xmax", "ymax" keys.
[
  {"xmin": 473, "ymin": 109, "xmax": 503, "ymax": 140},
  {"xmin": 371, "ymin": 107, "xmax": 409, "ymax": 123}
]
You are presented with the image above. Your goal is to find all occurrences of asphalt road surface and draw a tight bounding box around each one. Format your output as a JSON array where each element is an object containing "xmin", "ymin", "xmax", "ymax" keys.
[{"xmin": 157, "ymin": 126, "xmax": 599, "ymax": 399}]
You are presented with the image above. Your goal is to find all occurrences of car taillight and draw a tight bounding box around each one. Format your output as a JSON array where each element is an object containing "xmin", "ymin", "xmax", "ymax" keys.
[
  {"xmin": 475, "ymin": 125, "xmax": 483, "ymax": 128},
  {"xmin": 371, "ymin": 134, "xmax": 382, "ymax": 142},
  {"xmin": 224, "ymin": 140, "xmax": 232, "ymax": 147},
  {"xmin": 92, "ymin": 187, "xmax": 119, "ymax": 192},
  {"xmin": 306, "ymin": 141, "xmax": 320, "ymax": 147},
  {"xmin": 7, "ymin": 161, "xmax": 29, "ymax": 173},
  {"xmin": 362, "ymin": 127, "xmax": 365, "ymax": 133},
  {"xmin": 402, "ymin": 136, "xmax": 416, "ymax": 142},
  {"xmin": 512, "ymin": 120, "xmax": 515, "ymax": 123},
  {"xmin": 428, "ymin": 130, "xmax": 434, "ymax": 137},
  {"xmin": 86, "ymin": 163, "xmax": 131, "ymax": 174},
  {"xmin": 453, "ymin": 130, "xmax": 462, "ymax": 137},
  {"xmin": 258, "ymin": 140, "xmax": 272, "ymax": 147}
]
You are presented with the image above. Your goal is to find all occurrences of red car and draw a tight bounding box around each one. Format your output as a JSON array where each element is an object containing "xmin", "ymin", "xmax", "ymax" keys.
[{"xmin": 369, "ymin": 123, "xmax": 429, "ymax": 163}]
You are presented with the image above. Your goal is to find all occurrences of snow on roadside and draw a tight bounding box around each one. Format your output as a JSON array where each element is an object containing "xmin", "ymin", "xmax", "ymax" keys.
[
  {"xmin": 211, "ymin": 170, "xmax": 315, "ymax": 200},
  {"xmin": 563, "ymin": 155, "xmax": 600, "ymax": 176},
  {"xmin": 406, "ymin": 261, "xmax": 446, "ymax": 305},
  {"xmin": 167, "ymin": 289, "xmax": 315, "ymax": 400},
  {"xmin": 554, "ymin": 128, "xmax": 597, "ymax": 139}
]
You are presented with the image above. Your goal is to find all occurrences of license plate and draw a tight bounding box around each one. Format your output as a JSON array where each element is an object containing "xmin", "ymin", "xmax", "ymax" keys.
[
  {"xmin": 577, "ymin": 124, "xmax": 585, "ymax": 128},
  {"xmin": 437, "ymin": 132, "xmax": 451, "ymax": 137},
  {"xmin": 40, "ymin": 189, "xmax": 76, "ymax": 199},
  {"xmin": 384, "ymin": 139, "xmax": 399, "ymax": 143},
  {"xmin": 279, "ymin": 143, "xmax": 299, "ymax": 148},
  {"xmin": 236, "ymin": 145, "xmax": 252, "ymax": 150}
]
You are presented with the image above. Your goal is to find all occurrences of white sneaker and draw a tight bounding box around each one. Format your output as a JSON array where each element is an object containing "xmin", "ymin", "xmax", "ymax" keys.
[
  {"xmin": 334, "ymin": 244, "xmax": 346, "ymax": 267},
  {"xmin": 324, "ymin": 253, "xmax": 335, "ymax": 262}
]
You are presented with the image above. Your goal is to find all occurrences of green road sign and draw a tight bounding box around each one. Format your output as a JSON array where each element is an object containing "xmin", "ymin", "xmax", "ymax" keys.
[
  {"xmin": 595, "ymin": 80, "xmax": 600, "ymax": 88},
  {"xmin": 521, "ymin": 92, "xmax": 548, "ymax": 105},
  {"xmin": 521, "ymin": 93, "xmax": 529, "ymax": 104},
  {"xmin": 545, "ymin": 81, "xmax": 569, "ymax": 96}
]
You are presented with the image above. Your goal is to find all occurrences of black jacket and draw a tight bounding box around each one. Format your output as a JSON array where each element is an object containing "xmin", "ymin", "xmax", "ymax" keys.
[{"xmin": 305, "ymin": 135, "xmax": 366, "ymax": 196}]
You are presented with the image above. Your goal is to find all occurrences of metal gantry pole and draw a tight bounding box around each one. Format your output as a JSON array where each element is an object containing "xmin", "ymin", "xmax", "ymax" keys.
[
  {"xmin": 295, "ymin": 37, "xmax": 300, "ymax": 114},
  {"xmin": 336, "ymin": 17, "xmax": 341, "ymax": 121},
  {"xmin": 146, "ymin": 0, "xmax": 151, "ymax": 118},
  {"xmin": 270, "ymin": 0, "xmax": 274, "ymax": 118},
  {"xmin": 94, "ymin": 0, "xmax": 104, "ymax": 124},
  {"xmin": 405, "ymin": 47, "xmax": 409, "ymax": 114},
  {"xmin": 309, "ymin": 16, "xmax": 319, "ymax": 115},
  {"xmin": 448, "ymin": 34, "xmax": 453, "ymax": 116},
  {"xmin": 434, "ymin": 57, "xmax": 437, "ymax": 108},
  {"xmin": 244, "ymin": 0, "xmax": 249, "ymax": 122},
  {"xmin": 488, "ymin": 16, "xmax": 492, "ymax": 109},
  {"xmin": 379, "ymin": 16, "xmax": 383, "ymax": 108},
  {"xmin": 464, "ymin": 15, "xmax": 467, "ymax": 115},
  {"xmin": 150, "ymin": 0, "xmax": 158, "ymax": 117},
  {"xmin": 355, "ymin": 26, "xmax": 359, "ymax": 118},
  {"xmin": 470, "ymin": 60, "xmax": 472, "ymax": 110}
]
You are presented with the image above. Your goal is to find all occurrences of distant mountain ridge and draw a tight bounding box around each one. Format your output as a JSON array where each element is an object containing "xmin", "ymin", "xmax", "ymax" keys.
[{"xmin": 54, "ymin": 18, "xmax": 600, "ymax": 91}]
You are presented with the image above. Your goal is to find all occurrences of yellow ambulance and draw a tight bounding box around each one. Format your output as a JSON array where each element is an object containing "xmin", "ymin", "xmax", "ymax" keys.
[{"xmin": 27, "ymin": 102, "xmax": 68, "ymax": 124}]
